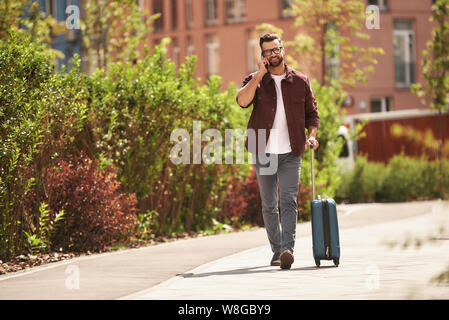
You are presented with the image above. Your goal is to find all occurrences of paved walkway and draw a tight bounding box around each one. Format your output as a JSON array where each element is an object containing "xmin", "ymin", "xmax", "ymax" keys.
[
  {"xmin": 122, "ymin": 200, "xmax": 449, "ymax": 300},
  {"xmin": 0, "ymin": 200, "xmax": 448, "ymax": 300}
]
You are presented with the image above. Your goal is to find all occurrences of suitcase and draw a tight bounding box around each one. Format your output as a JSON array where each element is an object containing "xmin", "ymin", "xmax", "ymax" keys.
[{"xmin": 309, "ymin": 145, "xmax": 340, "ymax": 267}]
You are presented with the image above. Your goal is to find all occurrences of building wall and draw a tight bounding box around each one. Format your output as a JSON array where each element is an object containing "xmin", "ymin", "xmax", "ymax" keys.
[
  {"xmin": 348, "ymin": 0, "xmax": 435, "ymax": 115},
  {"xmin": 143, "ymin": 0, "xmax": 435, "ymax": 116}
]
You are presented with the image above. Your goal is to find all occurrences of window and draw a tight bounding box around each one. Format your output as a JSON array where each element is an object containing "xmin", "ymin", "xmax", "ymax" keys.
[
  {"xmin": 185, "ymin": 0, "xmax": 194, "ymax": 29},
  {"xmin": 370, "ymin": 97, "xmax": 391, "ymax": 113},
  {"xmin": 205, "ymin": 0, "xmax": 218, "ymax": 26},
  {"xmin": 171, "ymin": 0, "xmax": 178, "ymax": 30},
  {"xmin": 393, "ymin": 20, "xmax": 415, "ymax": 88},
  {"xmin": 226, "ymin": 0, "xmax": 246, "ymax": 24},
  {"xmin": 186, "ymin": 36, "xmax": 195, "ymax": 56},
  {"xmin": 281, "ymin": 0, "xmax": 294, "ymax": 18},
  {"xmin": 206, "ymin": 34, "xmax": 220, "ymax": 76},
  {"xmin": 153, "ymin": 0, "xmax": 164, "ymax": 32},
  {"xmin": 367, "ymin": 0, "xmax": 388, "ymax": 11},
  {"xmin": 247, "ymin": 29, "xmax": 260, "ymax": 73}
]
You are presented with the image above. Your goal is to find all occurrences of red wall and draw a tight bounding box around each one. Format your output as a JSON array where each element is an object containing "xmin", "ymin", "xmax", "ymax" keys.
[{"xmin": 357, "ymin": 113, "xmax": 449, "ymax": 163}]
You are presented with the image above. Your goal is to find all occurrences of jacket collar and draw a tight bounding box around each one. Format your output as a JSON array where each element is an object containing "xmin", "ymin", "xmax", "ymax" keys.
[{"xmin": 261, "ymin": 62, "xmax": 294, "ymax": 85}]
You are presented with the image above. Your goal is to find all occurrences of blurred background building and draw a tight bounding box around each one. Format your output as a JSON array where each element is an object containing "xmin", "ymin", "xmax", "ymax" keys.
[
  {"xmin": 139, "ymin": 0, "xmax": 436, "ymax": 116},
  {"xmin": 36, "ymin": 0, "xmax": 83, "ymax": 71}
]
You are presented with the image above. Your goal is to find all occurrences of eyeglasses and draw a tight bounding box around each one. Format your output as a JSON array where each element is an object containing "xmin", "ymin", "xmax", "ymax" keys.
[{"xmin": 261, "ymin": 47, "xmax": 283, "ymax": 57}]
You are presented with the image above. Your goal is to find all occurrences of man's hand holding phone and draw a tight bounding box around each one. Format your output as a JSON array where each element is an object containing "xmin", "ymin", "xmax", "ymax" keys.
[{"xmin": 258, "ymin": 57, "xmax": 269, "ymax": 78}]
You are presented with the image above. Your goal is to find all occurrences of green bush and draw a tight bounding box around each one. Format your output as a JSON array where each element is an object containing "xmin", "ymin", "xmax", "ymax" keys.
[
  {"xmin": 0, "ymin": 30, "xmax": 55, "ymax": 259},
  {"xmin": 0, "ymin": 30, "xmax": 253, "ymax": 259},
  {"xmin": 335, "ymin": 156, "xmax": 384, "ymax": 203},
  {"xmin": 85, "ymin": 40, "xmax": 251, "ymax": 236},
  {"xmin": 379, "ymin": 156, "xmax": 448, "ymax": 202},
  {"xmin": 336, "ymin": 155, "xmax": 449, "ymax": 203}
]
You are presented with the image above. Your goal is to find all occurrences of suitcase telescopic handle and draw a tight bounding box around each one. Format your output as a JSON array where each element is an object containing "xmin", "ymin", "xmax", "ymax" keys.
[{"xmin": 310, "ymin": 143, "xmax": 315, "ymax": 201}]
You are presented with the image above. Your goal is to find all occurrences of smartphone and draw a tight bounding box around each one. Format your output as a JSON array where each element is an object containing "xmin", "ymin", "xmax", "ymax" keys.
[{"xmin": 263, "ymin": 58, "xmax": 269, "ymax": 71}]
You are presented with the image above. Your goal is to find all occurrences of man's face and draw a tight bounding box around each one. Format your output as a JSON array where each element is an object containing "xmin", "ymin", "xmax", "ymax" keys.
[{"xmin": 261, "ymin": 39, "xmax": 284, "ymax": 67}]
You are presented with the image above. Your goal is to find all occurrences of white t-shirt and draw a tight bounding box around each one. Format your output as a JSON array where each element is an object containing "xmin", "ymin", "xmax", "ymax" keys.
[{"xmin": 265, "ymin": 73, "xmax": 292, "ymax": 154}]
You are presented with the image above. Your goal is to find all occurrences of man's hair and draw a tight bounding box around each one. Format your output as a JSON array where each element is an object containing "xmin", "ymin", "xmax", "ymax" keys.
[{"xmin": 259, "ymin": 33, "xmax": 282, "ymax": 50}]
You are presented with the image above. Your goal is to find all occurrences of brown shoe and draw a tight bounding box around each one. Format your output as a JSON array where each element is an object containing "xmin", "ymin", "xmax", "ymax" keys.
[{"xmin": 280, "ymin": 250, "xmax": 294, "ymax": 270}]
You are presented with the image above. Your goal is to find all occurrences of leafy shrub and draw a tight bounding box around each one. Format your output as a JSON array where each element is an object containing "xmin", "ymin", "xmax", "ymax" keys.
[
  {"xmin": 336, "ymin": 155, "xmax": 449, "ymax": 203},
  {"xmin": 335, "ymin": 156, "xmax": 384, "ymax": 203},
  {"xmin": 378, "ymin": 156, "xmax": 448, "ymax": 202},
  {"xmin": 86, "ymin": 41, "xmax": 251, "ymax": 236},
  {"xmin": 23, "ymin": 202, "xmax": 64, "ymax": 254},
  {"xmin": 0, "ymin": 30, "xmax": 55, "ymax": 259},
  {"xmin": 35, "ymin": 152, "xmax": 138, "ymax": 252}
]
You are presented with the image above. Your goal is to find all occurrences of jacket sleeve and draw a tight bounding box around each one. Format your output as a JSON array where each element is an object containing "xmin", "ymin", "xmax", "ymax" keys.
[
  {"xmin": 236, "ymin": 73, "xmax": 257, "ymax": 108},
  {"xmin": 304, "ymin": 76, "xmax": 320, "ymax": 130}
]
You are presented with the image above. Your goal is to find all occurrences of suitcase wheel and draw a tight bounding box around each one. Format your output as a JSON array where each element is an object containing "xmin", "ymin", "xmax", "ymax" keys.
[
  {"xmin": 333, "ymin": 258, "xmax": 339, "ymax": 267},
  {"xmin": 315, "ymin": 258, "xmax": 320, "ymax": 267}
]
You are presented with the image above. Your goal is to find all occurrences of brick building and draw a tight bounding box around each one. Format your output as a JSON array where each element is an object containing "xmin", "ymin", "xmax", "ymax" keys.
[{"xmin": 140, "ymin": 0, "xmax": 437, "ymax": 116}]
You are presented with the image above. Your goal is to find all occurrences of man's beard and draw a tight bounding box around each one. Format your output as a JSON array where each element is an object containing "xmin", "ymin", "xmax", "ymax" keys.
[{"xmin": 269, "ymin": 56, "xmax": 283, "ymax": 67}]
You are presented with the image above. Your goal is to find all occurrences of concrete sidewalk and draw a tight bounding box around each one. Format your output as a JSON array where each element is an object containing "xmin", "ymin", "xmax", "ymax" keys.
[
  {"xmin": 122, "ymin": 201, "xmax": 449, "ymax": 300},
  {"xmin": 0, "ymin": 200, "xmax": 448, "ymax": 300}
]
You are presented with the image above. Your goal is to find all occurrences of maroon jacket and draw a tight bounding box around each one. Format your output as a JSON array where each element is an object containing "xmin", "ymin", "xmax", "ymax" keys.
[{"xmin": 236, "ymin": 63, "xmax": 320, "ymax": 157}]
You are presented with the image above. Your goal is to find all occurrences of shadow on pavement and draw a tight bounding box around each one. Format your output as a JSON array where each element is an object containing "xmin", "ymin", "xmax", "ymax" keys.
[{"xmin": 177, "ymin": 264, "xmax": 334, "ymax": 278}]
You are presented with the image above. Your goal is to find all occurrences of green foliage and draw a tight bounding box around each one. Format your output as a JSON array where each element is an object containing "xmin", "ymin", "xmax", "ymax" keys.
[
  {"xmin": 86, "ymin": 39, "xmax": 250, "ymax": 236},
  {"xmin": 335, "ymin": 156, "xmax": 385, "ymax": 203},
  {"xmin": 0, "ymin": 29, "xmax": 54, "ymax": 259},
  {"xmin": 336, "ymin": 155, "xmax": 449, "ymax": 203},
  {"xmin": 0, "ymin": 1, "xmax": 63, "ymax": 60},
  {"xmin": 1, "ymin": 18, "xmax": 253, "ymax": 259},
  {"xmin": 338, "ymin": 122, "xmax": 449, "ymax": 203},
  {"xmin": 286, "ymin": 0, "xmax": 385, "ymax": 87},
  {"xmin": 135, "ymin": 210, "xmax": 160, "ymax": 240},
  {"xmin": 23, "ymin": 202, "xmax": 64, "ymax": 254},
  {"xmin": 411, "ymin": 0, "xmax": 449, "ymax": 112},
  {"xmin": 80, "ymin": 0, "xmax": 159, "ymax": 71}
]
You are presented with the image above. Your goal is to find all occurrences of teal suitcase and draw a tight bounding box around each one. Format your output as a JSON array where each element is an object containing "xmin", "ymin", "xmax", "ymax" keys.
[{"xmin": 309, "ymin": 146, "xmax": 340, "ymax": 267}]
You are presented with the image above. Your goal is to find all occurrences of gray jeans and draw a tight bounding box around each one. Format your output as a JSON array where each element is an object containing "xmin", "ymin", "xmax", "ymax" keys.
[{"xmin": 252, "ymin": 152, "xmax": 302, "ymax": 254}]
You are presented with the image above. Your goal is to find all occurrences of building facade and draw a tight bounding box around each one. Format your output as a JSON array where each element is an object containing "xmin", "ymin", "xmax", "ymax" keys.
[{"xmin": 141, "ymin": 0, "xmax": 436, "ymax": 116}]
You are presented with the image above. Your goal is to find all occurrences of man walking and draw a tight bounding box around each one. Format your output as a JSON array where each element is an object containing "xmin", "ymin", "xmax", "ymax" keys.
[{"xmin": 236, "ymin": 33, "xmax": 320, "ymax": 270}]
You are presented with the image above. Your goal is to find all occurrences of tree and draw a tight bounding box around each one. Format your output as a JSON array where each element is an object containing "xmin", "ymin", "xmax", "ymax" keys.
[
  {"xmin": 284, "ymin": 0, "xmax": 385, "ymax": 88},
  {"xmin": 0, "ymin": 0, "xmax": 63, "ymax": 60},
  {"xmin": 412, "ymin": 0, "xmax": 449, "ymax": 162},
  {"xmin": 80, "ymin": 0, "xmax": 159, "ymax": 72}
]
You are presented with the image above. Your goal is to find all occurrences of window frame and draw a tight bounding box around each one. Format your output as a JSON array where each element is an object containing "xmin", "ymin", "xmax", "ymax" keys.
[{"xmin": 393, "ymin": 20, "xmax": 415, "ymax": 89}]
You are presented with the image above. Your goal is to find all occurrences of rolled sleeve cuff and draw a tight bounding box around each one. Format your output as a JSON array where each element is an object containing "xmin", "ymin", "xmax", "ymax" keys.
[{"xmin": 236, "ymin": 96, "xmax": 252, "ymax": 108}]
